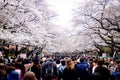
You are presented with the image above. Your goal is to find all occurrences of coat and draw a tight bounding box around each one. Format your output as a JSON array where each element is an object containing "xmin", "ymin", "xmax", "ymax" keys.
[
  {"xmin": 76, "ymin": 62, "xmax": 90, "ymax": 80},
  {"xmin": 62, "ymin": 68, "xmax": 78, "ymax": 80}
]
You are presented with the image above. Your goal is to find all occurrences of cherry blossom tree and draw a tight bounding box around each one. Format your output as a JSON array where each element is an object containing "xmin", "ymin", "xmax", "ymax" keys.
[{"xmin": 73, "ymin": 0, "xmax": 120, "ymax": 56}]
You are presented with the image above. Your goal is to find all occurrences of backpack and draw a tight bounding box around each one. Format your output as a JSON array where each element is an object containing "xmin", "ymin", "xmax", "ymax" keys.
[
  {"xmin": 58, "ymin": 66, "xmax": 65, "ymax": 80},
  {"xmin": 59, "ymin": 66, "xmax": 66, "ymax": 75},
  {"xmin": 43, "ymin": 61, "xmax": 56, "ymax": 79}
]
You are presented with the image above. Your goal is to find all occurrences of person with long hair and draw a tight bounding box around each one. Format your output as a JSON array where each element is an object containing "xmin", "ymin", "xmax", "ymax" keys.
[{"xmin": 62, "ymin": 58, "xmax": 78, "ymax": 80}]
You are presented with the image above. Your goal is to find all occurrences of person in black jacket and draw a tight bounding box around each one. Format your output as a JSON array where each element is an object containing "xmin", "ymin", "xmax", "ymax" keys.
[
  {"xmin": 0, "ymin": 63, "xmax": 6, "ymax": 80},
  {"xmin": 31, "ymin": 58, "xmax": 41, "ymax": 80},
  {"xmin": 91, "ymin": 60, "xmax": 110, "ymax": 80},
  {"xmin": 62, "ymin": 58, "xmax": 78, "ymax": 80}
]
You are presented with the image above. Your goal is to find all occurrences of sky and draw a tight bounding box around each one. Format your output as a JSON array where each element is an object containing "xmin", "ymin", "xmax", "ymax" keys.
[{"xmin": 46, "ymin": 0, "xmax": 85, "ymax": 30}]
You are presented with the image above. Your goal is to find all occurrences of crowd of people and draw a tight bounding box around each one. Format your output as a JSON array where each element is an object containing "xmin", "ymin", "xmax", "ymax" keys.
[{"xmin": 0, "ymin": 55, "xmax": 120, "ymax": 80}]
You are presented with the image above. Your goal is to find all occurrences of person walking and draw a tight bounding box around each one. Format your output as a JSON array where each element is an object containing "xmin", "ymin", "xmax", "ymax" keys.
[
  {"xmin": 62, "ymin": 58, "xmax": 78, "ymax": 80},
  {"xmin": 41, "ymin": 59, "xmax": 58, "ymax": 80},
  {"xmin": 76, "ymin": 58, "xmax": 90, "ymax": 80}
]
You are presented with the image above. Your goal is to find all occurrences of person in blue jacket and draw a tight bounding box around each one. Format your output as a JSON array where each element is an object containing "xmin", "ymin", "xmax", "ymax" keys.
[
  {"xmin": 76, "ymin": 58, "xmax": 90, "ymax": 80},
  {"xmin": 112, "ymin": 66, "xmax": 120, "ymax": 80}
]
